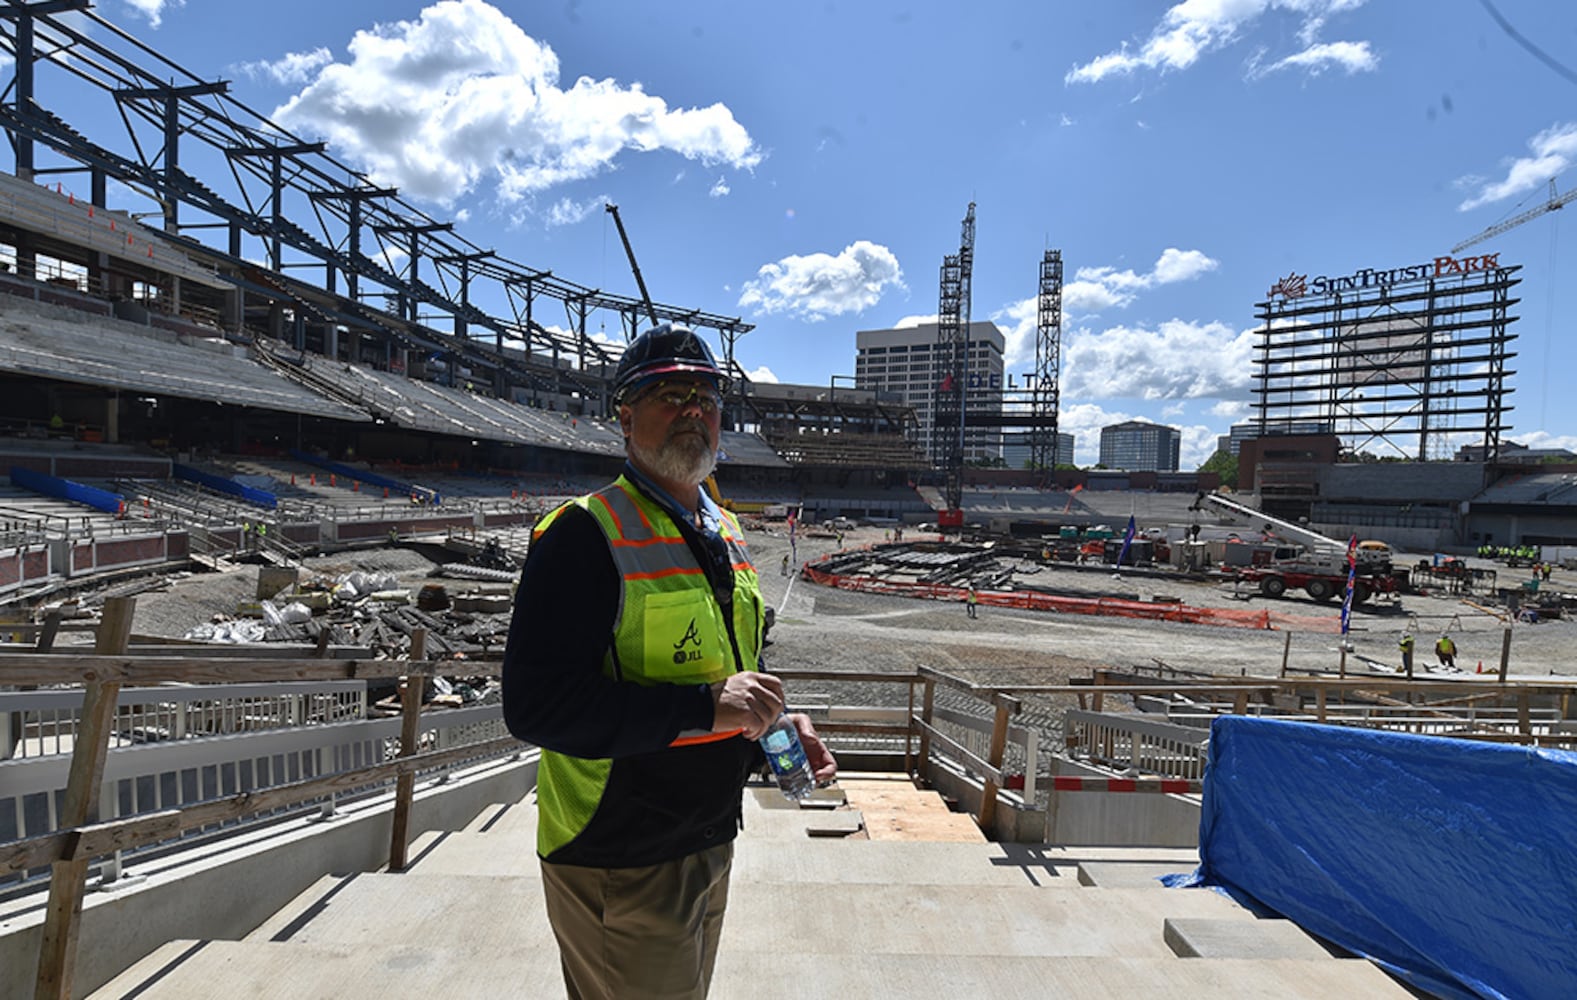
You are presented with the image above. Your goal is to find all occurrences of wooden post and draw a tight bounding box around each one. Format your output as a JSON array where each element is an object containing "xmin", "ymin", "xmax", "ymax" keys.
[
  {"xmin": 1497, "ymin": 626, "xmax": 1512, "ymax": 684},
  {"xmin": 1279, "ymin": 630, "xmax": 1292, "ymax": 679},
  {"xmin": 902, "ymin": 679, "xmax": 915, "ymax": 777},
  {"xmin": 34, "ymin": 597, "xmax": 135, "ymax": 1000},
  {"xmin": 1091, "ymin": 672, "xmax": 1105, "ymax": 714},
  {"xmin": 1517, "ymin": 690, "xmax": 1532, "ymax": 736},
  {"xmin": 978, "ymin": 702, "xmax": 1011, "ymax": 834},
  {"xmin": 1316, "ymin": 686, "xmax": 1328, "ymax": 724},
  {"xmin": 916, "ymin": 676, "xmax": 935, "ymax": 786},
  {"xmin": 388, "ymin": 630, "xmax": 427, "ymax": 872}
]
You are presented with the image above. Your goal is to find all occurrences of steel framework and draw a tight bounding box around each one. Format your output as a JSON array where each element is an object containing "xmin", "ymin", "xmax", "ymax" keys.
[
  {"xmin": 0, "ymin": 1, "xmax": 752, "ymax": 414},
  {"xmin": 1253, "ymin": 265, "xmax": 1519, "ymax": 461},
  {"xmin": 1029, "ymin": 249, "xmax": 1063, "ymax": 470},
  {"xmin": 932, "ymin": 202, "xmax": 974, "ymax": 512}
]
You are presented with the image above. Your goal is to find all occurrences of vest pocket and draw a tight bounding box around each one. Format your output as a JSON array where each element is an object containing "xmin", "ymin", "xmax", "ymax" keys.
[{"xmin": 640, "ymin": 589, "xmax": 726, "ymax": 683}]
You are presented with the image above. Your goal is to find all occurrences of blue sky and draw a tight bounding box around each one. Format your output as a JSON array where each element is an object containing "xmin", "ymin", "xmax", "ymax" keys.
[{"xmin": 27, "ymin": 1, "xmax": 1577, "ymax": 467}]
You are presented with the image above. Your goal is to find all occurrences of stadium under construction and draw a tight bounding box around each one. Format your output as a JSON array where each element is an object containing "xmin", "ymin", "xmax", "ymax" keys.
[{"xmin": 5, "ymin": 8, "xmax": 1577, "ymax": 1000}]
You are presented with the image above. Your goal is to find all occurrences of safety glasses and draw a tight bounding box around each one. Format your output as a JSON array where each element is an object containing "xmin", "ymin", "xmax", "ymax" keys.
[{"xmin": 635, "ymin": 381, "xmax": 721, "ymax": 413}]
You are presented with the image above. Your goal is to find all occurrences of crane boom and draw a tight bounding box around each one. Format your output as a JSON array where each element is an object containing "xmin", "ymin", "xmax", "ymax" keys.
[
  {"xmin": 1453, "ymin": 179, "xmax": 1577, "ymax": 253},
  {"xmin": 604, "ymin": 202, "xmax": 660, "ymax": 331}
]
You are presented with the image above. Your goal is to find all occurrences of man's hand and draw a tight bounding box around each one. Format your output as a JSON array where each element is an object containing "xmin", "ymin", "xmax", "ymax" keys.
[
  {"xmin": 710, "ymin": 672, "xmax": 784, "ymax": 740},
  {"xmin": 788, "ymin": 712, "xmax": 838, "ymax": 785}
]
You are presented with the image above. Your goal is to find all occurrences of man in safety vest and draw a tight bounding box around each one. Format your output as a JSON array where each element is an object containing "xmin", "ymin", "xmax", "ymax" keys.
[
  {"xmin": 1435, "ymin": 634, "xmax": 1457, "ymax": 669},
  {"xmin": 502, "ymin": 324, "xmax": 836, "ymax": 999},
  {"xmin": 1399, "ymin": 632, "xmax": 1415, "ymax": 678}
]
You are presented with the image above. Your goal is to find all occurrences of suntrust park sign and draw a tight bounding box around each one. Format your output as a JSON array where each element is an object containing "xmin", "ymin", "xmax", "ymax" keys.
[{"xmin": 1267, "ymin": 253, "xmax": 1504, "ymax": 300}]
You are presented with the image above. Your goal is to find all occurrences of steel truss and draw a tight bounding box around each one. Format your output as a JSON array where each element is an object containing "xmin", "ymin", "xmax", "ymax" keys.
[
  {"xmin": 1254, "ymin": 266, "xmax": 1519, "ymax": 461},
  {"xmin": 0, "ymin": 1, "xmax": 751, "ymax": 413}
]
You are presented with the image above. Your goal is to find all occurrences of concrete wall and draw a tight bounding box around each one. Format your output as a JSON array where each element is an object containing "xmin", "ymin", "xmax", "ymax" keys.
[
  {"xmin": 0, "ymin": 753, "xmax": 538, "ymax": 1000},
  {"xmin": 1044, "ymin": 758, "xmax": 1200, "ymax": 848}
]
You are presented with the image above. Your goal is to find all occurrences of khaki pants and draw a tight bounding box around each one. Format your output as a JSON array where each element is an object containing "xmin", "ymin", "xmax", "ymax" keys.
[{"xmin": 540, "ymin": 842, "xmax": 734, "ymax": 1000}]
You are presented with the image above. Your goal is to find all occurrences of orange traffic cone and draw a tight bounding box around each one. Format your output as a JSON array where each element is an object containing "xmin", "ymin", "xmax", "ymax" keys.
[{"xmin": 1476, "ymin": 661, "xmax": 1485, "ymax": 673}]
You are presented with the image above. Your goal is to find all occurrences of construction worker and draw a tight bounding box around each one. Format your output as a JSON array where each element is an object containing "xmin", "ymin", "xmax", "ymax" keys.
[
  {"xmin": 966, "ymin": 584, "xmax": 978, "ymax": 619},
  {"xmin": 501, "ymin": 323, "xmax": 835, "ymax": 998},
  {"xmin": 1435, "ymin": 634, "xmax": 1457, "ymax": 670},
  {"xmin": 1399, "ymin": 632, "xmax": 1415, "ymax": 678}
]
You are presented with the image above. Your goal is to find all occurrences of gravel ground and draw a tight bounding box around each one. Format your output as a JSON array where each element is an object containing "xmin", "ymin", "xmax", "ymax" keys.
[{"xmin": 88, "ymin": 523, "xmax": 1575, "ymax": 767}]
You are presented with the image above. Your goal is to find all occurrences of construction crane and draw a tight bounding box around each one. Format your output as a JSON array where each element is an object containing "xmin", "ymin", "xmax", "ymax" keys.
[
  {"xmin": 604, "ymin": 202, "xmax": 660, "ymax": 332},
  {"xmin": 1453, "ymin": 179, "xmax": 1577, "ymax": 253},
  {"xmin": 933, "ymin": 202, "xmax": 976, "ymax": 530}
]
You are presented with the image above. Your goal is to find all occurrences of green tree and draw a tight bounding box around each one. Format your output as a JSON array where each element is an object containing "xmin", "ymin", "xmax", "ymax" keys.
[{"xmin": 1198, "ymin": 449, "xmax": 1238, "ymax": 483}]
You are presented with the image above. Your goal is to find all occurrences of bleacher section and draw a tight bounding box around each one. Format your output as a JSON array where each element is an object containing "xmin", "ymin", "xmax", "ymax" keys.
[
  {"xmin": 768, "ymin": 430, "xmax": 929, "ymax": 468},
  {"xmin": 718, "ymin": 430, "xmax": 791, "ymax": 468},
  {"xmin": 0, "ymin": 297, "xmax": 368, "ymax": 422},
  {"xmin": 1473, "ymin": 471, "xmax": 1577, "ymax": 505},
  {"xmin": 283, "ymin": 355, "xmax": 625, "ymax": 455}
]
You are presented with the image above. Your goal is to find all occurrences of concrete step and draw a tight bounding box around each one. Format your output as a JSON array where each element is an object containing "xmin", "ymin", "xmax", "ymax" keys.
[
  {"xmin": 254, "ymin": 868, "xmax": 1254, "ymax": 960},
  {"xmin": 721, "ymin": 882, "xmax": 1257, "ymax": 959},
  {"xmin": 1164, "ymin": 917, "xmax": 1347, "ymax": 960},
  {"xmin": 91, "ymin": 941, "xmax": 1411, "ymax": 999},
  {"xmin": 733, "ymin": 838, "xmax": 1092, "ymax": 887},
  {"xmin": 1078, "ymin": 860, "xmax": 1195, "ymax": 888},
  {"xmin": 265, "ymin": 873, "xmax": 549, "ymax": 949},
  {"xmin": 241, "ymin": 873, "xmax": 359, "ymax": 943}
]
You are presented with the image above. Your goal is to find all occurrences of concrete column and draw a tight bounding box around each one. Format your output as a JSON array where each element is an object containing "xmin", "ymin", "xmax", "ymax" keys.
[{"xmin": 105, "ymin": 397, "xmax": 119, "ymax": 444}]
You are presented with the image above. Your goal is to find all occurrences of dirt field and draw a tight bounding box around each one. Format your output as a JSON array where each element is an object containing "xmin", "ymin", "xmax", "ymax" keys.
[{"xmin": 110, "ymin": 522, "xmax": 1574, "ymax": 750}]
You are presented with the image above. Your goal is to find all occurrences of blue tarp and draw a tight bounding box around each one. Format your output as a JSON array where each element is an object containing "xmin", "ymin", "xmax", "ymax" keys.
[
  {"xmin": 9, "ymin": 465, "xmax": 123, "ymax": 515},
  {"xmin": 172, "ymin": 463, "xmax": 276, "ymax": 509},
  {"xmin": 1168, "ymin": 716, "xmax": 1577, "ymax": 999},
  {"xmin": 286, "ymin": 450, "xmax": 433, "ymax": 501}
]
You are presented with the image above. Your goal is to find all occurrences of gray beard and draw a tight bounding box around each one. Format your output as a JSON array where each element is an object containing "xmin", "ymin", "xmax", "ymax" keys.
[{"xmin": 628, "ymin": 424, "xmax": 717, "ymax": 486}]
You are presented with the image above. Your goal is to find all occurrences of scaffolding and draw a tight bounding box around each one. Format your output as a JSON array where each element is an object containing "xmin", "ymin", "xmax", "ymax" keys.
[{"xmin": 1254, "ymin": 265, "xmax": 1519, "ymax": 461}]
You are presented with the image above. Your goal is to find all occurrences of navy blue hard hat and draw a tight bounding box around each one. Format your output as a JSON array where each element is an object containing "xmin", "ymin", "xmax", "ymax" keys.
[{"xmin": 612, "ymin": 324, "xmax": 726, "ymax": 402}]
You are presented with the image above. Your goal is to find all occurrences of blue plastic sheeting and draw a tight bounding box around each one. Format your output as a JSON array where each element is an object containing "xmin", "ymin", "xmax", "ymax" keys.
[
  {"xmin": 9, "ymin": 465, "xmax": 123, "ymax": 514},
  {"xmin": 172, "ymin": 463, "xmax": 276, "ymax": 509},
  {"xmin": 286, "ymin": 450, "xmax": 430, "ymax": 500},
  {"xmin": 1168, "ymin": 716, "xmax": 1577, "ymax": 999}
]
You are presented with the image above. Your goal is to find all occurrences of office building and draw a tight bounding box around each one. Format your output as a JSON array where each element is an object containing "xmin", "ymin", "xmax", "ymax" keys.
[
  {"xmin": 855, "ymin": 321, "xmax": 1004, "ymax": 463},
  {"xmin": 1099, "ymin": 420, "xmax": 1181, "ymax": 472}
]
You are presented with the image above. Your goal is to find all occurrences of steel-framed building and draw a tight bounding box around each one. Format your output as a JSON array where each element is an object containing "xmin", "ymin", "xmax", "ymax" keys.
[{"xmin": 1254, "ymin": 257, "xmax": 1518, "ymax": 462}]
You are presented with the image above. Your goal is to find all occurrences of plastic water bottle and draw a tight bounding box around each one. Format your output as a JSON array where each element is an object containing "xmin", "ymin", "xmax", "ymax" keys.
[{"xmin": 760, "ymin": 712, "xmax": 815, "ymax": 800}]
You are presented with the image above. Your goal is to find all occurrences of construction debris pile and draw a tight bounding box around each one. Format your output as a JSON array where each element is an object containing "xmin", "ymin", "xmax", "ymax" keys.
[{"xmin": 182, "ymin": 565, "xmax": 517, "ymax": 662}]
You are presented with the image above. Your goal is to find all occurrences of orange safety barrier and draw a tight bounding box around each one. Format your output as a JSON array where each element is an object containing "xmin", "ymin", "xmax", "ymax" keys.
[{"xmin": 798, "ymin": 563, "xmax": 1343, "ymax": 633}]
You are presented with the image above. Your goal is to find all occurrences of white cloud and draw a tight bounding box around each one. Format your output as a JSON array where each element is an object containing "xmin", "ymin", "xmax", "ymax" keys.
[
  {"xmin": 1066, "ymin": 0, "xmax": 1374, "ymax": 84},
  {"xmin": 1061, "ymin": 247, "xmax": 1219, "ymax": 316},
  {"xmin": 1248, "ymin": 39, "xmax": 1376, "ymax": 78},
  {"xmin": 1178, "ymin": 422, "xmax": 1230, "ymax": 470},
  {"xmin": 1457, "ymin": 122, "xmax": 1577, "ymax": 211},
  {"xmin": 544, "ymin": 195, "xmax": 606, "ymax": 228},
  {"xmin": 235, "ymin": 48, "xmax": 335, "ymax": 86},
  {"xmin": 121, "ymin": 0, "xmax": 182, "ymax": 29},
  {"xmin": 737, "ymin": 241, "xmax": 905, "ymax": 321},
  {"xmin": 893, "ymin": 314, "xmax": 938, "ymax": 329},
  {"xmin": 743, "ymin": 365, "xmax": 779, "ymax": 384},
  {"xmin": 1513, "ymin": 429, "xmax": 1577, "ymax": 453},
  {"xmin": 270, "ymin": 0, "xmax": 761, "ymax": 207},
  {"xmin": 1061, "ymin": 319, "xmax": 1256, "ymax": 401},
  {"xmin": 709, "ymin": 176, "xmax": 731, "ymax": 198},
  {"xmin": 1210, "ymin": 399, "xmax": 1252, "ymax": 420}
]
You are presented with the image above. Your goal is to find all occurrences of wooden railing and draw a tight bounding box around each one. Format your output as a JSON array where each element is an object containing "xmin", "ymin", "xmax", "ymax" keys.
[{"xmin": 0, "ymin": 597, "xmax": 514, "ymax": 1000}]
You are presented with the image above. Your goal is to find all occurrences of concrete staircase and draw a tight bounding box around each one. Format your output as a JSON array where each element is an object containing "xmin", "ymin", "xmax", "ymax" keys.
[{"xmin": 90, "ymin": 775, "xmax": 1411, "ymax": 999}]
